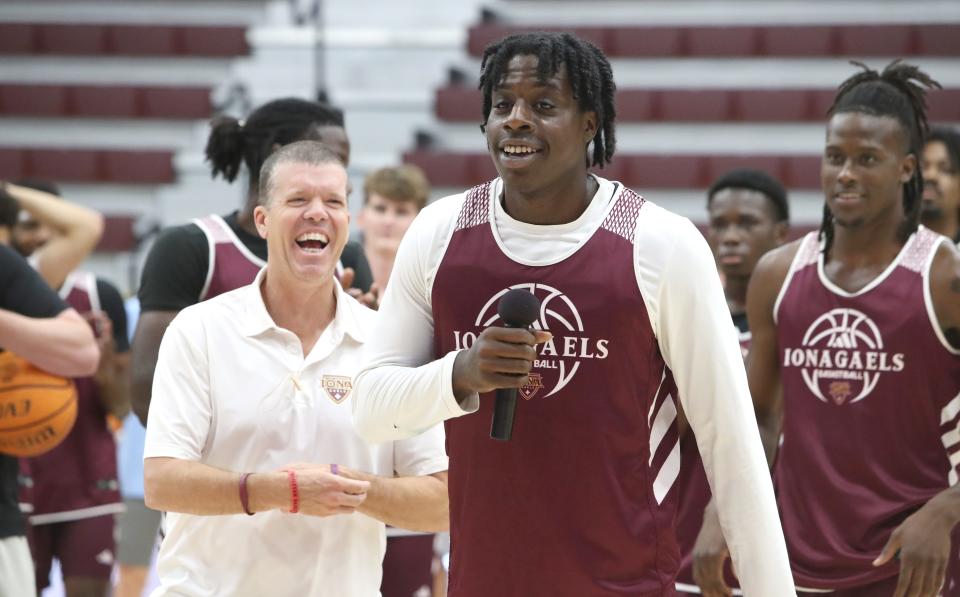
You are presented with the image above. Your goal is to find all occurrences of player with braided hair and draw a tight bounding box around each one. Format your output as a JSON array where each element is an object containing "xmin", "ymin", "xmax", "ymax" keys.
[
  {"xmin": 354, "ymin": 31, "xmax": 794, "ymax": 596},
  {"xmin": 735, "ymin": 61, "xmax": 960, "ymax": 596}
]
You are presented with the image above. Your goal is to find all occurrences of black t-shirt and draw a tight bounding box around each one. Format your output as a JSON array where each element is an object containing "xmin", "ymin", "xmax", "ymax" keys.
[
  {"xmin": 138, "ymin": 211, "xmax": 373, "ymax": 311},
  {"xmin": 0, "ymin": 245, "xmax": 69, "ymax": 539}
]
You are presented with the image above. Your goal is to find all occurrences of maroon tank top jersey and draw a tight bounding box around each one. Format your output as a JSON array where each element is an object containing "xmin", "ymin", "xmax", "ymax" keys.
[
  {"xmin": 26, "ymin": 271, "xmax": 122, "ymax": 523},
  {"xmin": 774, "ymin": 228, "xmax": 960, "ymax": 590},
  {"xmin": 432, "ymin": 182, "xmax": 683, "ymax": 597},
  {"xmin": 193, "ymin": 214, "xmax": 264, "ymax": 301}
]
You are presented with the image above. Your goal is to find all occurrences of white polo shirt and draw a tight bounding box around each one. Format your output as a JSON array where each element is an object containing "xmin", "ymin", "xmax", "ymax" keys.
[{"xmin": 144, "ymin": 269, "xmax": 448, "ymax": 597}]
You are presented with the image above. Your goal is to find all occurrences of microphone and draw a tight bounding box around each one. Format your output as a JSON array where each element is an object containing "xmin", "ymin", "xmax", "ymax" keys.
[{"xmin": 490, "ymin": 289, "xmax": 541, "ymax": 441}]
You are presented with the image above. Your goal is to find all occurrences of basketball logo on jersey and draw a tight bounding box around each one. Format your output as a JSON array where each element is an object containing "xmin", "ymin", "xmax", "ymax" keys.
[
  {"xmin": 321, "ymin": 375, "xmax": 352, "ymax": 404},
  {"xmin": 451, "ymin": 283, "xmax": 610, "ymax": 399},
  {"xmin": 783, "ymin": 308, "xmax": 905, "ymax": 405}
]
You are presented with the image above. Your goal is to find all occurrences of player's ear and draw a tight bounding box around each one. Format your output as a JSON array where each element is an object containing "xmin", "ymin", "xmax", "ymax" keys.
[
  {"xmin": 581, "ymin": 110, "xmax": 598, "ymax": 145},
  {"xmin": 899, "ymin": 152, "xmax": 917, "ymax": 185}
]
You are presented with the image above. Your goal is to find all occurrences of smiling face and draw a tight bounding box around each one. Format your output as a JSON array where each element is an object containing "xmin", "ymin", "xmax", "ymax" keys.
[
  {"xmin": 357, "ymin": 193, "xmax": 419, "ymax": 256},
  {"xmin": 254, "ymin": 161, "xmax": 350, "ymax": 287},
  {"xmin": 707, "ymin": 188, "xmax": 786, "ymax": 279},
  {"xmin": 821, "ymin": 112, "xmax": 916, "ymax": 231},
  {"xmin": 484, "ymin": 54, "xmax": 597, "ymax": 196}
]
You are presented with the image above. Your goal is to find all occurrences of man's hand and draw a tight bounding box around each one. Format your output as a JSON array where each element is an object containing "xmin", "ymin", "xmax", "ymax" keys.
[
  {"xmin": 451, "ymin": 326, "xmax": 551, "ymax": 401},
  {"xmin": 874, "ymin": 500, "xmax": 953, "ymax": 597},
  {"xmin": 341, "ymin": 267, "xmax": 381, "ymax": 309},
  {"xmin": 693, "ymin": 502, "xmax": 734, "ymax": 597},
  {"xmin": 280, "ymin": 463, "xmax": 370, "ymax": 517}
]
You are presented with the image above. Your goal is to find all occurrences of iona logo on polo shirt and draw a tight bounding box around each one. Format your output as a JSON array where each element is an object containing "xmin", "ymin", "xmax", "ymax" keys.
[
  {"xmin": 321, "ymin": 375, "xmax": 352, "ymax": 404},
  {"xmin": 783, "ymin": 308, "xmax": 905, "ymax": 405},
  {"xmin": 451, "ymin": 283, "xmax": 610, "ymax": 400}
]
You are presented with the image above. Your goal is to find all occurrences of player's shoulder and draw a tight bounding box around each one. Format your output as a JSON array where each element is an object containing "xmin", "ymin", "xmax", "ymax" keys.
[
  {"xmin": 632, "ymin": 196, "xmax": 706, "ymax": 255},
  {"xmin": 756, "ymin": 237, "xmax": 807, "ymax": 281},
  {"xmin": 147, "ymin": 220, "xmax": 207, "ymax": 260}
]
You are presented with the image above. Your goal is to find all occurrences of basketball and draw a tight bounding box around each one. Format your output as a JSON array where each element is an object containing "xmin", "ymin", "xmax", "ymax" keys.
[{"xmin": 0, "ymin": 352, "xmax": 77, "ymax": 457}]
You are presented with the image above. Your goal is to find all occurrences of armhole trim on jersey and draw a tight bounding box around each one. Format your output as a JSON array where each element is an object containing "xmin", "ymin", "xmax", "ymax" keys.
[
  {"xmin": 192, "ymin": 217, "xmax": 216, "ymax": 302},
  {"xmin": 84, "ymin": 272, "xmax": 102, "ymax": 313},
  {"xmin": 921, "ymin": 235, "xmax": 960, "ymax": 355},
  {"xmin": 773, "ymin": 233, "xmax": 815, "ymax": 325},
  {"xmin": 58, "ymin": 271, "xmax": 78, "ymax": 300},
  {"xmin": 209, "ymin": 214, "xmax": 266, "ymax": 269}
]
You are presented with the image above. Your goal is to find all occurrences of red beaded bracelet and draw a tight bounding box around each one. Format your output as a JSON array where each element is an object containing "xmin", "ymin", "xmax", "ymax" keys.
[
  {"xmin": 238, "ymin": 472, "xmax": 254, "ymax": 516},
  {"xmin": 287, "ymin": 469, "xmax": 300, "ymax": 514}
]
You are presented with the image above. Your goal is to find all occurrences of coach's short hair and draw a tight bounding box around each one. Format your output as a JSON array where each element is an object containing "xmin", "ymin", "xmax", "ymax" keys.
[
  {"xmin": 707, "ymin": 168, "xmax": 790, "ymax": 223},
  {"xmin": 258, "ymin": 140, "xmax": 345, "ymax": 205}
]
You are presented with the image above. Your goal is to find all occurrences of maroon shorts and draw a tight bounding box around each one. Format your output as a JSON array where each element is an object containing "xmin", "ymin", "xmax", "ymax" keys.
[
  {"xmin": 798, "ymin": 576, "xmax": 898, "ymax": 596},
  {"xmin": 380, "ymin": 534, "xmax": 435, "ymax": 597},
  {"xmin": 28, "ymin": 515, "xmax": 116, "ymax": 589}
]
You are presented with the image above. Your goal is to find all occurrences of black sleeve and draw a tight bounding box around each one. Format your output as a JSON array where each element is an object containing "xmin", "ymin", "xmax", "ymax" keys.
[
  {"xmin": 0, "ymin": 244, "xmax": 67, "ymax": 318},
  {"xmin": 96, "ymin": 279, "xmax": 129, "ymax": 353},
  {"xmin": 137, "ymin": 224, "xmax": 209, "ymax": 312},
  {"xmin": 340, "ymin": 240, "xmax": 373, "ymax": 292}
]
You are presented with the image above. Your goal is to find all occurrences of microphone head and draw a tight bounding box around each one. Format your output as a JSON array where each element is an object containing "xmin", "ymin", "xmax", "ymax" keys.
[{"xmin": 497, "ymin": 288, "xmax": 541, "ymax": 328}]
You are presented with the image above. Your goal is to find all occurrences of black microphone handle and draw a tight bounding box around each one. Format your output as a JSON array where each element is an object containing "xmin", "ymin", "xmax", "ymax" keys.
[{"xmin": 491, "ymin": 386, "xmax": 518, "ymax": 441}]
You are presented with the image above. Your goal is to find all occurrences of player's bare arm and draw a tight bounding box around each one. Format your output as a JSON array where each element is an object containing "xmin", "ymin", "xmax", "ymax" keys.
[
  {"xmin": 0, "ymin": 307, "xmax": 99, "ymax": 377},
  {"xmin": 144, "ymin": 457, "xmax": 369, "ymax": 517},
  {"xmin": 4, "ymin": 182, "xmax": 104, "ymax": 289},
  {"xmin": 130, "ymin": 310, "xmax": 178, "ymax": 425},
  {"xmin": 872, "ymin": 242, "xmax": 960, "ymax": 597},
  {"xmin": 692, "ymin": 240, "xmax": 801, "ymax": 597}
]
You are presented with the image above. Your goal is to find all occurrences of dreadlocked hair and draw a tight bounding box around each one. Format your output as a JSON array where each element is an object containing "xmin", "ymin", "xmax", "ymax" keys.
[
  {"xmin": 478, "ymin": 31, "xmax": 616, "ymax": 169},
  {"xmin": 820, "ymin": 60, "xmax": 941, "ymax": 254},
  {"xmin": 205, "ymin": 98, "xmax": 345, "ymax": 187}
]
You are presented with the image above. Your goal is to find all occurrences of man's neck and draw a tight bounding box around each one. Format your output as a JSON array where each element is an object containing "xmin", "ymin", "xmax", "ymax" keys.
[
  {"xmin": 236, "ymin": 188, "xmax": 260, "ymax": 237},
  {"xmin": 363, "ymin": 245, "xmax": 396, "ymax": 290},
  {"xmin": 724, "ymin": 275, "xmax": 749, "ymax": 316},
  {"xmin": 502, "ymin": 172, "xmax": 597, "ymax": 225},
  {"xmin": 922, "ymin": 217, "xmax": 960, "ymax": 242},
  {"xmin": 260, "ymin": 271, "xmax": 337, "ymax": 356}
]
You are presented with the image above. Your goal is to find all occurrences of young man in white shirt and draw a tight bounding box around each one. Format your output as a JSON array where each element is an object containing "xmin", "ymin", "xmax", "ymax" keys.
[
  {"xmin": 352, "ymin": 32, "xmax": 793, "ymax": 596},
  {"xmin": 143, "ymin": 141, "xmax": 449, "ymax": 597}
]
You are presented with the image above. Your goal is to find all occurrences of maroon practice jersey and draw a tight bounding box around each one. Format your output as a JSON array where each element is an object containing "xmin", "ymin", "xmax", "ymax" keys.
[
  {"xmin": 193, "ymin": 215, "xmax": 264, "ymax": 301},
  {"xmin": 432, "ymin": 182, "xmax": 682, "ymax": 596},
  {"xmin": 26, "ymin": 272, "xmax": 122, "ymax": 524},
  {"xmin": 774, "ymin": 228, "xmax": 960, "ymax": 590}
]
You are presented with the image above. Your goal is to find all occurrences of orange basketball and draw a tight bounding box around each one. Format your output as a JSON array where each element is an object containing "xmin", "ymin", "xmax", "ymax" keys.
[{"xmin": 0, "ymin": 352, "xmax": 77, "ymax": 457}]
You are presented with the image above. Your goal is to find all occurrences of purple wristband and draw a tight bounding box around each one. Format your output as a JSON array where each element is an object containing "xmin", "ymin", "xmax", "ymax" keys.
[{"xmin": 331, "ymin": 463, "xmax": 339, "ymax": 476}]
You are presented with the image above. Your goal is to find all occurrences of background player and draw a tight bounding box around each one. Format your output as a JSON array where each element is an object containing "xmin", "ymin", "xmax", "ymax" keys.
[
  {"xmin": 131, "ymin": 97, "xmax": 372, "ymax": 426},
  {"xmin": 920, "ymin": 127, "xmax": 960, "ymax": 244},
  {"xmin": 747, "ymin": 61, "xmax": 960, "ymax": 596},
  {"xmin": 0, "ymin": 242, "xmax": 100, "ymax": 597},
  {"xmin": 1, "ymin": 180, "xmax": 129, "ymax": 597},
  {"xmin": 354, "ymin": 32, "xmax": 794, "ymax": 596},
  {"xmin": 676, "ymin": 169, "xmax": 789, "ymax": 596}
]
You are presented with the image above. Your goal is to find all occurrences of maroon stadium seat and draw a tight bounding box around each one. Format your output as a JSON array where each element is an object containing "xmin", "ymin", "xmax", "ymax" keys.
[
  {"xmin": 142, "ymin": 87, "xmax": 211, "ymax": 119},
  {"xmin": 733, "ymin": 90, "xmax": 812, "ymax": 121},
  {"xmin": 760, "ymin": 26, "xmax": 835, "ymax": 56},
  {"xmin": 70, "ymin": 86, "xmax": 139, "ymax": 118},
  {"xmin": 0, "ymin": 24, "xmax": 36, "ymax": 54},
  {"xmin": 837, "ymin": 25, "xmax": 912, "ymax": 57},
  {"xmin": 436, "ymin": 87, "xmax": 483, "ymax": 122},
  {"xmin": 103, "ymin": 150, "xmax": 174, "ymax": 183},
  {"xmin": 623, "ymin": 155, "xmax": 706, "ymax": 188},
  {"xmin": 658, "ymin": 90, "xmax": 733, "ymax": 121},
  {"xmin": 37, "ymin": 24, "xmax": 107, "ymax": 54},
  {"xmin": 27, "ymin": 149, "xmax": 101, "ymax": 182},
  {"xmin": 608, "ymin": 27, "xmax": 682, "ymax": 58},
  {"xmin": 0, "ymin": 85, "xmax": 67, "ymax": 117},
  {"xmin": 0, "ymin": 149, "xmax": 25, "ymax": 179},
  {"xmin": 108, "ymin": 25, "xmax": 178, "ymax": 56},
  {"xmin": 683, "ymin": 27, "xmax": 760, "ymax": 57},
  {"xmin": 99, "ymin": 215, "xmax": 137, "ymax": 252}
]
